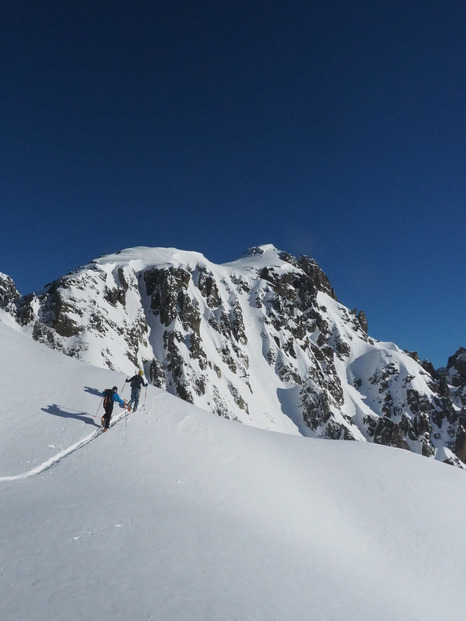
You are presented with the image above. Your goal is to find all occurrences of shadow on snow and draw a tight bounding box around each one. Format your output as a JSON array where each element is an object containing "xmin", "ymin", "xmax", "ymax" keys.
[
  {"xmin": 42, "ymin": 404, "xmax": 100, "ymax": 427},
  {"xmin": 84, "ymin": 386, "xmax": 104, "ymax": 397}
]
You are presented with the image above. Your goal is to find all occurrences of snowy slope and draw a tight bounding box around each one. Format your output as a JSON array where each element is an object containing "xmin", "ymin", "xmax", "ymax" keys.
[{"xmin": 2, "ymin": 311, "xmax": 466, "ymax": 621}]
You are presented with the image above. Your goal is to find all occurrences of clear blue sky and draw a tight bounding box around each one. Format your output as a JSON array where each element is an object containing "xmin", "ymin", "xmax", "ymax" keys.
[{"xmin": 1, "ymin": 1, "xmax": 464, "ymax": 367}]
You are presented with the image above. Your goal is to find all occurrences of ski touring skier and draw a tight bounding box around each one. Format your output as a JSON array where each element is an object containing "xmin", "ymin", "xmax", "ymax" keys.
[
  {"xmin": 101, "ymin": 386, "xmax": 126, "ymax": 431},
  {"xmin": 126, "ymin": 370, "xmax": 148, "ymax": 412}
]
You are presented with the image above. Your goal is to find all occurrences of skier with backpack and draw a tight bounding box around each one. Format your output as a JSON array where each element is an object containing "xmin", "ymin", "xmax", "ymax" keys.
[
  {"xmin": 126, "ymin": 370, "xmax": 148, "ymax": 412},
  {"xmin": 101, "ymin": 386, "xmax": 126, "ymax": 430}
]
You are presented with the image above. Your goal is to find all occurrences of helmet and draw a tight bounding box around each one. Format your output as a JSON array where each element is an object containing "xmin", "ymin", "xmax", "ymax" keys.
[
  {"xmin": 112, "ymin": 386, "xmax": 118, "ymax": 391},
  {"xmin": 138, "ymin": 370, "xmax": 143, "ymax": 376}
]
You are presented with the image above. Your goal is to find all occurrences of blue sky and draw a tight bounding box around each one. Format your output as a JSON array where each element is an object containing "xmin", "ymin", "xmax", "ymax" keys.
[{"xmin": 1, "ymin": 1, "xmax": 464, "ymax": 367}]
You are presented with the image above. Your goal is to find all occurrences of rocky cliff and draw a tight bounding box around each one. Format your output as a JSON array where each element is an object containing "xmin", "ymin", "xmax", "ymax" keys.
[{"xmin": 2, "ymin": 245, "xmax": 465, "ymax": 466}]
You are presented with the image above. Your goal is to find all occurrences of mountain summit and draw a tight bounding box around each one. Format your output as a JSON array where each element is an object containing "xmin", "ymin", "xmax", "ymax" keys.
[{"xmin": 2, "ymin": 245, "xmax": 465, "ymax": 465}]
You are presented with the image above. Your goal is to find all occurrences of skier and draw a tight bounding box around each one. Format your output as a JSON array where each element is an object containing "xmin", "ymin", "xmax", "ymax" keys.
[
  {"xmin": 101, "ymin": 386, "xmax": 125, "ymax": 430},
  {"xmin": 126, "ymin": 370, "xmax": 148, "ymax": 412}
]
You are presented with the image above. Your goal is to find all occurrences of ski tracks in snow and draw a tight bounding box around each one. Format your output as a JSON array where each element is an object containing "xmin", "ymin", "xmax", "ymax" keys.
[
  {"xmin": 0, "ymin": 393, "xmax": 164, "ymax": 482},
  {"xmin": 0, "ymin": 426, "xmax": 103, "ymax": 482}
]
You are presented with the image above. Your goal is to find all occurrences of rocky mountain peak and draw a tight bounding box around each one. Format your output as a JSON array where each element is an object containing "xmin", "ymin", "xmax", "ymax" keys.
[
  {"xmin": 242, "ymin": 243, "xmax": 281, "ymax": 257},
  {"xmin": 3, "ymin": 245, "xmax": 465, "ymax": 467}
]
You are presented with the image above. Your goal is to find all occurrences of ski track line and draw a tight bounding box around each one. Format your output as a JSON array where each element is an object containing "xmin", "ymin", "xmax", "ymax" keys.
[
  {"xmin": 0, "ymin": 425, "xmax": 106, "ymax": 482},
  {"xmin": 0, "ymin": 393, "xmax": 165, "ymax": 482}
]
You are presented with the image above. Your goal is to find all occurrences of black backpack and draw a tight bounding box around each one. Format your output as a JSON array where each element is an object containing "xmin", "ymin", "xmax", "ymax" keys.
[{"xmin": 103, "ymin": 388, "xmax": 113, "ymax": 408}]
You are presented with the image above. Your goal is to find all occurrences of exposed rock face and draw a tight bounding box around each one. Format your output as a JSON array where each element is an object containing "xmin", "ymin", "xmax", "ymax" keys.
[
  {"xmin": 0, "ymin": 273, "xmax": 20, "ymax": 310},
  {"xmin": 444, "ymin": 349, "xmax": 466, "ymax": 462},
  {"xmin": 448, "ymin": 348, "xmax": 466, "ymax": 382},
  {"xmin": 4, "ymin": 244, "xmax": 465, "ymax": 466},
  {"xmin": 13, "ymin": 263, "xmax": 152, "ymax": 370}
]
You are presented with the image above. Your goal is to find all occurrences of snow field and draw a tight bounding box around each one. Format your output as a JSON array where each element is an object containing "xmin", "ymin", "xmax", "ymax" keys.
[{"xmin": 2, "ymin": 314, "xmax": 466, "ymax": 620}]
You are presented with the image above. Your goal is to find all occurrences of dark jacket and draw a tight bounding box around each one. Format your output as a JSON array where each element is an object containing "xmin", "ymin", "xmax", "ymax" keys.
[{"xmin": 126, "ymin": 374, "xmax": 148, "ymax": 389}]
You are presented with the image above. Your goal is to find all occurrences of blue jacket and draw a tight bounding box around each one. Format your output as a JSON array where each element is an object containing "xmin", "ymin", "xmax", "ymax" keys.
[
  {"xmin": 102, "ymin": 389, "xmax": 125, "ymax": 406},
  {"xmin": 112, "ymin": 392, "xmax": 125, "ymax": 406}
]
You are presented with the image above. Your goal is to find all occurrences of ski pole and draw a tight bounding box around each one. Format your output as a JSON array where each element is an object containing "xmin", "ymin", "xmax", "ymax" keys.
[{"xmin": 94, "ymin": 397, "xmax": 103, "ymax": 418}]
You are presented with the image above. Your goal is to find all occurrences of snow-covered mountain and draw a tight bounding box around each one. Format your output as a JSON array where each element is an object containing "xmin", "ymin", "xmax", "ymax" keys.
[
  {"xmin": 2, "ymin": 310, "xmax": 466, "ymax": 621},
  {"xmin": 1, "ymin": 245, "xmax": 465, "ymax": 465}
]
